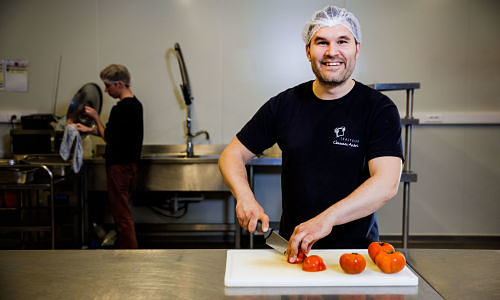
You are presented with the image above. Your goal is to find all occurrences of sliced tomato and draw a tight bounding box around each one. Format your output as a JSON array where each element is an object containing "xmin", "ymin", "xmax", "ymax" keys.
[
  {"xmin": 302, "ymin": 255, "xmax": 326, "ymax": 272},
  {"xmin": 289, "ymin": 249, "xmax": 305, "ymax": 264}
]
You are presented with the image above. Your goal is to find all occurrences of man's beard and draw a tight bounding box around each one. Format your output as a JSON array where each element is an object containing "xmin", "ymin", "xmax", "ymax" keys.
[{"xmin": 311, "ymin": 61, "xmax": 355, "ymax": 86}]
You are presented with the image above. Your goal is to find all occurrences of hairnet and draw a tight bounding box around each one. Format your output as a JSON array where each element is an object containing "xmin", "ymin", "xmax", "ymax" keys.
[{"xmin": 302, "ymin": 5, "xmax": 362, "ymax": 44}]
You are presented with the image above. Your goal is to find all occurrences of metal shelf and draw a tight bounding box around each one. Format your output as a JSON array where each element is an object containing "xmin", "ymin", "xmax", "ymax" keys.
[
  {"xmin": 373, "ymin": 82, "xmax": 421, "ymax": 250},
  {"xmin": 0, "ymin": 164, "xmax": 56, "ymax": 249},
  {"xmin": 401, "ymin": 171, "xmax": 418, "ymax": 183},
  {"xmin": 0, "ymin": 226, "xmax": 51, "ymax": 232},
  {"xmin": 401, "ymin": 118, "xmax": 420, "ymax": 126},
  {"xmin": 370, "ymin": 82, "xmax": 420, "ymax": 91},
  {"xmin": 0, "ymin": 178, "xmax": 64, "ymax": 190}
]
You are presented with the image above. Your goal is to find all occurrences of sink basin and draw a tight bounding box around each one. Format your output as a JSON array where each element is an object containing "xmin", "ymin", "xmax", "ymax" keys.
[
  {"xmin": 141, "ymin": 144, "xmax": 224, "ymax": 158},
  {"xmin": 140, "ymin": 144, "xmax": 222, "ymax": 164},
  {"xmin": 141, "ymin": 154, "xmax": 220, "ymax": 161},
  {"xmin": 88, "ymin": 144, "xmax": 228, "ymax": 191}
]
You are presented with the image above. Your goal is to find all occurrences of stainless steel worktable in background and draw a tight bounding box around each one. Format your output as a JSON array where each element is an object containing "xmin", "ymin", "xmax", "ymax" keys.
[{"xmin": 0, "ymin": 249, "xmax": 498, "ymax": 299}]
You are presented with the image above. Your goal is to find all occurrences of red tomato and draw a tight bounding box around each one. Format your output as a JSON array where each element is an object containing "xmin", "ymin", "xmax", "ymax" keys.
[
  {"xmin": 375, "ymin": 250, "xmax": 406, "ymax": 274},
  {"xmin": 302, "ymin": 255, "xmax": 326, "ymax": 272},
  {"xmin": 289, "ymin": 249, "xmax": 305, "ymax": 264},
  {"xmin": 339, "ymin": 253, "xmax": 366, "ymax": 274},
  {"xmin": 368, "ymin": 242, "xmax": 395, "ymax": 262}
]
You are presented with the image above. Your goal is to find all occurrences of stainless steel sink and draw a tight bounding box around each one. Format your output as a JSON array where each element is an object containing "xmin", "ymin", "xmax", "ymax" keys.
[
  {"xmin": 140, "ymin": 144, "xmax": 226, "ymax": 191},
  {"xmin": 141, "ymin": 144, "xmax": 224, "ymax": 157},
  {"xmin": 87, "ymin": 144, "xmax": 228, "ymax": 191},
  {"xmin": 142, "ymin": 154, "xmax": 219, "ymax": 159},
  {"xmin": 140, "ymin": 144, "xmax": 223, "ymax": 162}
]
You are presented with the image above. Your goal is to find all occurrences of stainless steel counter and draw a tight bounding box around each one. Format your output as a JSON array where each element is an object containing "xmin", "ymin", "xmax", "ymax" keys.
[
  {"xmin": 405, "ymin": 249, "xmax": 500, "ymax": 299},
  {"xmin": 1, "ymin": 249, "xmax": 495, "ymax": 299}
]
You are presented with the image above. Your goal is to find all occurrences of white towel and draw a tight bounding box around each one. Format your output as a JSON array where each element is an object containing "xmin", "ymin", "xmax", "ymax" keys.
[{"xmin": 59, "ymin": 124, "xmax": 83, "ymax": 173}]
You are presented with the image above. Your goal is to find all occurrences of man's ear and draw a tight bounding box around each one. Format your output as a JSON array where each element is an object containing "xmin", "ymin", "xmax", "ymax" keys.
[
  {"xmin": 355, "ymin": 42, "xmax": 361, "ymax": 60},
  {"xmin": 306, "ymin": 44, "xmax": 311, "ymax": 61}
]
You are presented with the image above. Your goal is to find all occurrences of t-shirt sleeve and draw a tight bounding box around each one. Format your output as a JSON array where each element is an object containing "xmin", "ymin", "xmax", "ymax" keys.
[
  {"xmin": 236, "ymin": 99, "xmax": 278, "ymax": 155},
  {"xmin": 366, "ymin": 99, "xmax": 404, "ymax": 162}
]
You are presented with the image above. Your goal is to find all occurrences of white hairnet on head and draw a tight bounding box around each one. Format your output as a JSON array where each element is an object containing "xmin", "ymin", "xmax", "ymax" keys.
[{"xmin": 302, "ymin": 5, "xmax": 362, "ymax": 44}]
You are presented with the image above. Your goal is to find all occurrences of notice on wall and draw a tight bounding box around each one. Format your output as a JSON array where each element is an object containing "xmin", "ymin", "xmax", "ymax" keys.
[
  {"xmin": 0, "ymin": 61, "xmax": 4, "ymax": 91},
  {"xmin": 2, "ymin": 59, "xmax": 29, "ymax": 92}
]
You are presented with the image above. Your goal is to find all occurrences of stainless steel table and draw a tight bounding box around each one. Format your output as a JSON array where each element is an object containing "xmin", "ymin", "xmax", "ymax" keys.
[
  {"xmin": 0, "ymin": 249, "xmax": 497, "ymax": 299},
  {"xmin": 405, "ymin": 249, "xmax": 500, "ymax": 299}
]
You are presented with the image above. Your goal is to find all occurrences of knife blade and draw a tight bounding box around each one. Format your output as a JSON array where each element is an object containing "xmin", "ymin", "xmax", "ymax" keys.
[{"xmin": 257, "ymin": 221, "xmax": 288, "ymax": 256}]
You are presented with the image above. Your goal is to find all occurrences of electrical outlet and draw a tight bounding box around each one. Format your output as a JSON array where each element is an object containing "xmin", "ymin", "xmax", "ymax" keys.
[
  {"xmin": 0, "ymin": 111, "xmax": 33, "ymax": 123},
  {"xmin": 0, "ymin": 111, "xmax": 16, "ymax": 123},
  {"xmin": 422, "ymin": 113, "xmax": 443, "ymax": 124}
]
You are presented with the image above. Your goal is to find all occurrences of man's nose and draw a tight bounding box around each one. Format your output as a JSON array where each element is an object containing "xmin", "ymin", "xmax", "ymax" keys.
[{"xmin": 325, "ymin": 44, "xmax": 340, "ymax": 57}]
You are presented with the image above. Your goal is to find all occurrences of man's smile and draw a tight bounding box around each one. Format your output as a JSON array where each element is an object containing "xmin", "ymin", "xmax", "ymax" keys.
[{"xmin": 324, "ymin": 62, "xmax": 342, "ymax": 66}]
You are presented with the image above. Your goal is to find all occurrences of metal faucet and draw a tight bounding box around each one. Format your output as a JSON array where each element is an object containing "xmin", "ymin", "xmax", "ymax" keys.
[
  {"xmin": 185, "ymin": 105, "xmax": 210, "ymax": 157},
  {"xmin": 186, "ymin": 133, "xmax": 210, "ymax": 157},
  {"xmin": 175, "ymin": 42, "xmax": 210, "ymax": 157}
]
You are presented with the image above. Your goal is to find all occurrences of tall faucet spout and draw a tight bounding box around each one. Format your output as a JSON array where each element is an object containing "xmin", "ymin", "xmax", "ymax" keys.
[
  {"xmin": 186, "ymin": 130, "xmax": 210, "ymax": 157},
  {"xmin": 194, "ymin": 130, "xmax": 210, "ymax": 141},
  {"xmin": 175, "ymin": 43, "xmax": 210, "ymax": 158}
]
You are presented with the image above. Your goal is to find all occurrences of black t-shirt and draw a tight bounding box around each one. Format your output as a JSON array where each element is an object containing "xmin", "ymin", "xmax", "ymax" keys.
[
  {"xmin": 237, "ymin": 80, "xmax": 403, "ymax": 249},
  {"xmin": 104, "ymin": 96, "xmax": 144, "ymax": 165}
]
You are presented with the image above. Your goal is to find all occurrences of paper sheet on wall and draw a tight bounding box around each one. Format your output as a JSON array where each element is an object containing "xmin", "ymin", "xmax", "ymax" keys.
[
  {"xmin": 4, "ymin": 59, "xmax": 29, "ymax": 92},
  {"xmin": 0, "ymin": 61, "xmax": 5, "ymax": 91}
]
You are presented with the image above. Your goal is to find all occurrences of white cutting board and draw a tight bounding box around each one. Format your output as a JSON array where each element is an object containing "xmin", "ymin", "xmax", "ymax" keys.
[{"xmin": 225, "ymin": 249, "xmax": 418, "ymax": 287}]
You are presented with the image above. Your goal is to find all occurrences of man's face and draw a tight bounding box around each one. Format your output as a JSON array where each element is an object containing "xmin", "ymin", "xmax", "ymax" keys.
[
  {"xmin": 103, "ymin": 80, "xmax": 121, "ymax": 99},
  {"xmin": 306, "ymin": 25, "xmax": 360, "ymax": 86}
]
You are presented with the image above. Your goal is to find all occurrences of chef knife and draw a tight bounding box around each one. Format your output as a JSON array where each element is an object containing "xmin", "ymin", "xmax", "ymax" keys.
[{"xmin": 256, "ymin": 221, "xmax": 288, "ymax": 256}]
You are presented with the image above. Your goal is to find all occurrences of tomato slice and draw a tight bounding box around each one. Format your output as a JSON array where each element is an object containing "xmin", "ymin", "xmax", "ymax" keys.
[
  {"xmin": 289, "ymin": 249, "xmax": 305, "ymax": 264},
  {"xmin": 302, "ymin": 255, "xmax": 326, "ymax": 272}
]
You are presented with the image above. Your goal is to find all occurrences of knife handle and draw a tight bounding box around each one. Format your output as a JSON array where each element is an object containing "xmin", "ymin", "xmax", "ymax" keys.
[
  {"xmin": 257, "ymin": 220, "xmax": 270, "ymax": 234},
  {"xmin": 256, "ymin": 220, "xmax": 263, "ymax": 233},
  {"xmin": 256, "ymin": 220, "xmax": 271, "ymax": 234},
  {"xmin": 257, "ymin": 221, "xmax": 273, "ymax": 239}
]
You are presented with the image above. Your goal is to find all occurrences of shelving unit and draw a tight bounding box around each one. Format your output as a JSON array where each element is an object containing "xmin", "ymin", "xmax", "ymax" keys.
[
  {"xmin": 0, "ymin": 164, "xmax": 56, "ymax": 249},
  {"xmin": 0, "ymin": 163, "xmax": 86, "ymax": 249},
  {"xmin": 371, "ymin": 82, "xmax": 420, "ymax": 250}
]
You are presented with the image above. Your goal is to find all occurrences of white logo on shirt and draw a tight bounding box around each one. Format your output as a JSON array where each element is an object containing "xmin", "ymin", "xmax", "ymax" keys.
[
  {"xmin": 333, "ymin": 126, "xmax": 359, "ymax": 148},
  {"xmin": 334, "ymin": 126, "xmax": 345, "ymax": 138}
]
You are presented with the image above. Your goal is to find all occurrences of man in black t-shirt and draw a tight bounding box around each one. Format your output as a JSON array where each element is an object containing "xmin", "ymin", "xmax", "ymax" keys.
[
  {"xmin": 219, "ymin": 6, "xmax": 403, "ymax": 262},
  {"xmin": 76, "ymin": 64, "xmax": 143, "ymax": 249}
]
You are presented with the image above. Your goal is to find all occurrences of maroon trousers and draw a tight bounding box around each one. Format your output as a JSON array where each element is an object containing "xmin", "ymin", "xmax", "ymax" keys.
[{"xmin": 106, "ymin": 163, "xmax": 138, "ymax": 249}]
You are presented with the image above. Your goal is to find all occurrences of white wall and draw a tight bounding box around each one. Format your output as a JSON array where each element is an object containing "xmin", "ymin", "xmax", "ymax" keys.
[{"xmin": 1, "ymin": 0, "xmax": 499, "ymax": 236}]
